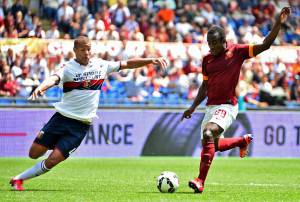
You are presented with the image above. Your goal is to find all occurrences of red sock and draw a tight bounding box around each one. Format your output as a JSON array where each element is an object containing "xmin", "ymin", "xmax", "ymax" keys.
[
  {"xmin": 198, "ymin": 141, "xmax": 215, "ymax": 184},
  {"xmin": 217, "ymin": 137, "xmax": 245, "ymax": 152}
]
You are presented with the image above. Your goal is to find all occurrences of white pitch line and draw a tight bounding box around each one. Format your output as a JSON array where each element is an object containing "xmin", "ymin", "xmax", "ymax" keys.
[{"xmin": 208, "ymin": 182, "xmax": 300, "ymax": 188}]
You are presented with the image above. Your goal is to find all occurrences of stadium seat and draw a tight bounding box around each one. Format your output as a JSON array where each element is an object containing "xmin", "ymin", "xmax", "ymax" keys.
[
  {"xmin": 45, "ymin": 87, "xmax": 60, "ymax": 98},
  {"xmin": 150, "ymin": 96, "xmax": 164, "ymax": 107},
  {"xmin": 0, "ymin": 98, "xmax": 14, "ymax": 105},
  {"xmin": 166, "ymin": 94, "xmax": 180, "ymax": 105},
  {"xmin": 15, "ymin": 99, "xmax": 28, "ymax": 105}
]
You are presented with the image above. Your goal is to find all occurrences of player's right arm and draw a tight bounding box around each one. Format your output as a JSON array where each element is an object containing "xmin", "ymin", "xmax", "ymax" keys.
[
  {"xmin": 28, "ymin": 75, "xmax": 60, "ymax": 100},
  {"xmin": 181, "ymin": 80, "xmax": 207, "ymax": 121},
  {"xmin": 181, "ymin": 58, "xmax": 208, "ymax": 121}
]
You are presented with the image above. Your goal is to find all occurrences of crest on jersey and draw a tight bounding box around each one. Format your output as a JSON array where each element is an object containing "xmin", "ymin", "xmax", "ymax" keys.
[
  {"xmin": 225, "ymin": 51, "xmax": 233, "ymax": 59},
  {"xmin": 83, "ymin": 80, "xmax": 91, "ymax": 88}
]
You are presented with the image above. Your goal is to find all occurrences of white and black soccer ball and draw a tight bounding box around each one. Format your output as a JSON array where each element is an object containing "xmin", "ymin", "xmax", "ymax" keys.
[{"xmin": 157, "ymin": 171, "xmax": 179, "ymax": 193}]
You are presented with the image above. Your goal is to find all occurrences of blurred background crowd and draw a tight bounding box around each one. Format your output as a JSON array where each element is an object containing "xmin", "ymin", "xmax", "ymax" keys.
[{"xmin": 0, "ymin": 0, "xmax": 300, "ymax": 107}]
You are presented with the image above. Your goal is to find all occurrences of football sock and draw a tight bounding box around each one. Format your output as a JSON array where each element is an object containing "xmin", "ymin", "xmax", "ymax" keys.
[
  {"xmin": 217, "ymin": 137, "xmax": 245, "ymax": 152},
  {"xmin": 14, "ymin": 160, "xmax": 50, "ymax": 180},
  {"xmin": 198, "ymin": 140, "xmax": 215, "ymax": 184}
]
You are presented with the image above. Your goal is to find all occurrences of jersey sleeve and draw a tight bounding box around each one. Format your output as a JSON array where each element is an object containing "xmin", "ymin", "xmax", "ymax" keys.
[
  {"xmin": 235, "ymin": 44, "xmax": 254, "ymax": 60},
  {"xmin": 202, "ymin": 57, "xmax": 208, "ymax": 81}
]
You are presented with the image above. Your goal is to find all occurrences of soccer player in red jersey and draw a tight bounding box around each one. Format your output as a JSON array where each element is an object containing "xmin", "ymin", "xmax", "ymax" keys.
[{"xmin": 181, "ymin": 7, "xmax": 290, "ymax": 193}]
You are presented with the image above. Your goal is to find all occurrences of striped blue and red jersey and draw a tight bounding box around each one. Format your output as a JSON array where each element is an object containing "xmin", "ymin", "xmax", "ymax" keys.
[{"xmin": 53, "ymin": 58, "xmax": 120, "ymax": 123}]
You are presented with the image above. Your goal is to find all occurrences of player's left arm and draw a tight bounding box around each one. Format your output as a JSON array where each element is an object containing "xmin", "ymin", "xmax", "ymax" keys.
[
  {"xmin": 252, "ymin": 7, "xmax": 290, "ymax": 56},
  {"xmin": 119, "ymin": 57, "xmax": 167, "ymax": 70}
]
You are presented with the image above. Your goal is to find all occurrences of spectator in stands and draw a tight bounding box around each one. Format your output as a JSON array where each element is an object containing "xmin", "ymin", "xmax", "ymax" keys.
[
  {"xmin": 69, "ymin": 12, "xmax": 82, "ymax": 39},
  {"xmin": 109, "ymin": 0, "xmax": 130, "ymax": 28},
  {"xmin": 292, "ymin": 57, "xmax": 300, "ymax": 76},
  {"xmin": 105, "ymin": 24, "xmax": 120, "ymax": 40},
  {"xmin": 6, "ymin": 48, "xmax": 15, "ymax": 68},
  {"xmin": 57, "ymin": 0, "xmax": 74, "ymax": 33},
  {"xmin": 17, "ymin": 21, "xmax": 29, "ymax": 38},
  {"xmin": 28, "ymin": 24, "xmax": 45, "ymax": 38},
  {"xmin": 99, "ymin": 3, "xmax": 111, "ymax": 31},
  {"xmin": 45, "ymin": 22, "xmax": 60, "ymax": 39},
  {"xmin": 72, "ymin": 0, "xmax": 89, "ymax": 21},
  {"xmin": 4, "ymin": 24, "xmax": 18, "ymax": 38},
  {"xmin": 14, "ymin": 10, "xmax": 23, "ymax": 29},
  {"xmin": 0, "ymin": 16, "xmax": 5, "ymax": 37},
  {"xmin": 11, "ymin": 55, "xmax": 22, "ymax": 78},
  {"xmin": 200, "ymin": 3, "xmax": 215, "ymax": 25},
  {"xmin": 138, "ymin": 14, "xmax": 150, "ymax": 37},
  {"xmin": 20, "ymin": 48, "xmax": 31, "ymax": 69},
  {"xmin": 0, "ymin": 64, "xmax": 19, "ymax": 96},
  {"xmin": 130, "ymin": 26, "xmax": 144, "ymax": 41},
  {"xmin": 156, "ymin": 2, "xmax": 174, "ymax": 25},
  {"xmin": 30, "ymin": 52, "xmax": 48, "ymax": 81},
  {"xmin": 11, "ymin": 0, "xmax": 27, "ymax": 19},
  {"xmin": 16, "ymin": 68, "xmax": 38, "ymax": 97},
  {"xmin": 156, "ymin": 24, "xmax": 169, "ymax": 42},
  {"xmin": 42, "ymin": 0, "xmax": 59, "ymax": 20},
  {"xmin": 1, "ymin": 0, "xmax": 11, "ymax": 17},
  {"xmin": 115, "ymin": 69, "xmax": 149, "ymax": 101},
  {"xmin": 124, "ymin": 14, "xmax": 139, "ymax": 34},
  {"xmin": 176, "ymin": 16, "xmax": 193, "ymax": 37},
  {"xmin": 290, "ymin": 75, "xmax": 300, "ymax": 102}
]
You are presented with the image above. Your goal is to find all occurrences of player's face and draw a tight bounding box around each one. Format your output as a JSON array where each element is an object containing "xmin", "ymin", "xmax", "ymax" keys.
[
  {"xmin": 207, "ymin": 35, "xmax": 226, "ymax": 56},
  {"xmin": 74, "ymin": 42, "xmax": 91, "ymax": 65}
]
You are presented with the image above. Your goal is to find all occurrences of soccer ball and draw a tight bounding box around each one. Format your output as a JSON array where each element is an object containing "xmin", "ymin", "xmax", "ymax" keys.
[{"xmin": 157, "ymin": 171, "xmax": 179, "ymax": 193}]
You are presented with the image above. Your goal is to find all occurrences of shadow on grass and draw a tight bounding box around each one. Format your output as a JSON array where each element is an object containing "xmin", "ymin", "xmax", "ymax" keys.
[
  {"xmin": 0, "ymin": 188, "xmax": 113, "ymax": 192},
  {"xmin": 0, "ymin": 189, "xmax": 71, "ymax": 192},
  {"xmin": 138, "ymin": 191, "xmax": 196, "ymax": 195},
  {"xmin": 137, "ymin": 190, "xmax": 225, "ymax": 195}
]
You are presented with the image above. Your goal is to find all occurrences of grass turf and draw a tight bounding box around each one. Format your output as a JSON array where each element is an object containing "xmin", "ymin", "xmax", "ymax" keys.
[{"xmin": 0, "ymin": 157, "xmax": 300, "ymax": 202}]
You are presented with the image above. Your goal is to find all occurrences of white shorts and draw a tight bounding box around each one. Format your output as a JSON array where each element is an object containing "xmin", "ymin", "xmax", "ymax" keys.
[{"xmin": 200, "ymin": 104, "xmax": 238, "ymax": 139}]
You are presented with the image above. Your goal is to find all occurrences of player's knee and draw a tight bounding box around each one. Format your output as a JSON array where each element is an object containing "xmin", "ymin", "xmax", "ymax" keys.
[
  {"xmin": 28, "ymin": 151, "xmax": 40, "ymax": 159},
  {"xmin": 203, "ymin": 129, "xmax": 214, "ymax": 141}
]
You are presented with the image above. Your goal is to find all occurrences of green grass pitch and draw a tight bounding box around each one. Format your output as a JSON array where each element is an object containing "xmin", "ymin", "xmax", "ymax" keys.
[{"xmin": 0, "ymin": 157, "xmax": 300, "ymax": 202}]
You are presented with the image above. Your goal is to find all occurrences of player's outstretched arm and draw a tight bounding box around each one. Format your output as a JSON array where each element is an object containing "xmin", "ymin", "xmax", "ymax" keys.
[
  {"xmin": 28, "ymin": 75, "xmax": 60, "ymax": 100},
  {"xmin": 119, "ymin": 57, "xmax": 167, "ymax": 70},
  {"xmin": 181, "ymin": 80, "xmax": 208, "ymax": 121},
  {"xmin": 253, "ymin": 7, "xmax": 290, "ymax": 56}
]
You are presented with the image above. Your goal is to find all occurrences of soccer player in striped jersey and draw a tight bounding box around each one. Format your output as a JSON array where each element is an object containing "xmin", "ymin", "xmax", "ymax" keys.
[
  {"xmin": 10, "ymin": 36, "xmax": 167, "ymax": 191},
  {"xmin": 181, "ymin": 7, "xmax": 290, "ymax": 193}
]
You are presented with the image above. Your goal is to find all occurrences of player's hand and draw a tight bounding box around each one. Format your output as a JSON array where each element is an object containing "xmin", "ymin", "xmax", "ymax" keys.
[
  {"xmin": 152, "ymin": 57, "xmax": 168, "ymax": 70},
  {"xmin": 181, "ymin": 108, "xmax": 195, "ymax": 121},
  {"xmin": 278, "ymin": 7, "xmax": 290, "ymax": 24},
  {"xmin": 28, "ymin": 86, "xmax": 44, "ymax": 100}
]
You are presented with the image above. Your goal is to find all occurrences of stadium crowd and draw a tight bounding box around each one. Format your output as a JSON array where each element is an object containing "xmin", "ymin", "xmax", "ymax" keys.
[{"xmin": 0, "ymin": 0, "xmax": 300, "ymax": 107}]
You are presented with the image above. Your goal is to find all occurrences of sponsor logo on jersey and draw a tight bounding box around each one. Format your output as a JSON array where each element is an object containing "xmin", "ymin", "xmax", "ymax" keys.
[
  {"xmin": 83, "ymin": 80, "xmax": 91, "ymax": 88},
  {"xmin": 225, "ymin": 51, "xmax": 233, "ymax": 59}
]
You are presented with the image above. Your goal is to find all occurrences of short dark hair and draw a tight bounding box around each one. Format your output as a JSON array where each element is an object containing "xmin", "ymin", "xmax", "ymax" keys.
[
  {"xmin": 74, "ymin": 36, "xmax": 90, "ymax": 49},
  {"xmin": 207, "ymin": 25, "xmax": 226, "ymax": 42}
]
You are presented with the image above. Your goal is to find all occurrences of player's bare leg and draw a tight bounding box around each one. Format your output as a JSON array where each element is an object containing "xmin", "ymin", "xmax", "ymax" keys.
[
  {"xmin": 44, "ymin": 148, "xmax": 66, "ymax": 169},
  {"xmin": 29, "ymin": 142, "xmax": 48, "ymax": 159},
  {"xmin": 10, "ymin": 147, "xmax": 66, "ymax": 191},
  {"xmin": 189, "ymin": 122, "xmax": 221, "ymax": 193}
]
